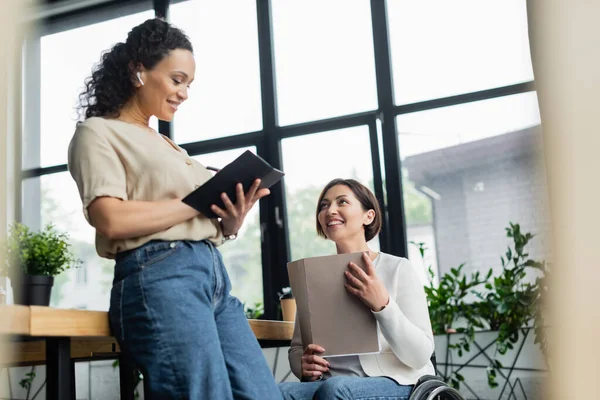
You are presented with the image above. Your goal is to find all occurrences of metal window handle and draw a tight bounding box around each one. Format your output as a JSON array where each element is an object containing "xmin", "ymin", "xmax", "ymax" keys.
[{"xmin": 275, "ymin": 206, "xmax": 283, "ymax": 228}]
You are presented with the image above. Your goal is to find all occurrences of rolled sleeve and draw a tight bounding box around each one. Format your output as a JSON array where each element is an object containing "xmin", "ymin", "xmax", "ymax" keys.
[{"xmin": 68, "ymin": 123, "xmax": 127, "ymax": 224}]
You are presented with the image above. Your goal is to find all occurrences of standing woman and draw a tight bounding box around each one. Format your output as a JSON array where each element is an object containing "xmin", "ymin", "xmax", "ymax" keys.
[
  {"xmin": 69, "ymin": 18, "xmax": 281, "ymax": 399},
  {"xmin": 279, "ymin": 179, "xmax": 435, "ymax": 400}
]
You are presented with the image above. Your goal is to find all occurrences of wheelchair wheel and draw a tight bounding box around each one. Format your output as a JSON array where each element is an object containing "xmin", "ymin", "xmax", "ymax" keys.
[
  {"xmin": 425, "ymin": 385, "xmax": 464, "ymax": 400},
  {"xmin": 409, "ymin": 379, "xmax": 465, "ymax": 400}
]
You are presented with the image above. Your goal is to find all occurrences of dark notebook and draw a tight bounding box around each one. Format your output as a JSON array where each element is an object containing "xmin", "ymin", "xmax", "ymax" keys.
[{"xmin": 182, "ymin": 150, "xmax": 284, "ymax": 218}]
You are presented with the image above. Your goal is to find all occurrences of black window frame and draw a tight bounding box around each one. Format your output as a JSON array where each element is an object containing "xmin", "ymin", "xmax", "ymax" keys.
[{"xmin": 20, "ymin": 0, "xmax": 536, "ymax": 319}]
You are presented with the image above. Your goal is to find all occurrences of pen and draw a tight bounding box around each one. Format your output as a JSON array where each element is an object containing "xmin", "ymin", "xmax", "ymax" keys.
[{"xmin": 206, "ymin": 166, "xmax": 220, "ymax": 172}]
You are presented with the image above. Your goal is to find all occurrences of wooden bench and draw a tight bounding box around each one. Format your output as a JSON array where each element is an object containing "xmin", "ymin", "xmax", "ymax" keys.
[{"xmin": 0, "ymin": 305, "xmax": 294, "ymax": 399}]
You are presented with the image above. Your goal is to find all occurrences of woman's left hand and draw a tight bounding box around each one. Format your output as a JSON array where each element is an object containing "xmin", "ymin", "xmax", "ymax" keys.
[
  {"xmin": 345, "ymin": 252, "xmax": 390, "ymax": 312},
  {"xmin": 211, "ymin": 179, "xmax": 270, "ymax": 235}
]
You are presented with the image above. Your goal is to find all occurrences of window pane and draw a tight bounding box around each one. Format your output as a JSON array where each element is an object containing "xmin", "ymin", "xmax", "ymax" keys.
[
  {"xmin": 191, "ymin": 147, "xmax": 263, "ymax": 307},
  {"xmin": 272, "ymin": 0, "xmax": 378, "ymax": 126},
  {"xmin": 281, "ymin": 126, "xmax": 379, "ymax": 261},
  {"xmin": 399, "ymin": 92, "xmax": 551, "ymax": 284},
  {"xmin": 387, "ymin": 0, "xmax": 534, "ymax": 105},
  {"xmin": 21, "ymin": 173, "xmax": 113, "ymax": 310},
  {"xmin": 32, "ymin": 10, "xmax": 155, "ymax": 169},
  {"xmin": 171, "ymin": 1, "xmax": 262, "ymax": 143}
]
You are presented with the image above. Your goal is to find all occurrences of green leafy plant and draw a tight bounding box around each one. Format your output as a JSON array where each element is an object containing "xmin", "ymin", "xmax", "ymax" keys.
[
  {"xmin": 474, "ymin": 223, "xmax": 549, "ymax": 387},
  {"xmin": 18, "ymin": 368, "xmax": 36, "ymax": 400},
  {"xmin": 415, "ymin": 222, "xmax": 550, "ymax": 390},
  {"xmin": 2, "ymin": 223, "xmax": 80, "ymax": 277},
  {"xmin": 414, "ymin": 241, "xmax": 488, "ymax": 388}
]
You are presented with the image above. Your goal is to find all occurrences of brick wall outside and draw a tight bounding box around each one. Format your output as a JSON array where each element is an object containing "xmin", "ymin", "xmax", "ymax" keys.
[{"xmin": 421, "ymin": 152, "xmax": 553, "ymax": 278}]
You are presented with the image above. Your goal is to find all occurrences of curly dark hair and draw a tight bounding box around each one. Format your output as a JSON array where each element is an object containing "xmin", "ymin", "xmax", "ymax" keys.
[
  {"xmin": 78, "ymin": 18, "xmax": 193, "ymax": 120},
  {"xmin": 316, "ymin": 178, "xmax": 383, "ymax": 242}
]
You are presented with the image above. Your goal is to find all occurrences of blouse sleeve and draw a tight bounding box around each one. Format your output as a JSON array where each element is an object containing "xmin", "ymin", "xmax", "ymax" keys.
[
  {"xmin": 287, "ymin": 313, "xmax": 305, "ymax": 380},
  {"xmin": 67, "ymin": 123, "xmax": 127, "ymax": 224},
  {"xmin": 372, "ymin": 257, "xmax": 435, "ymax": 369}
]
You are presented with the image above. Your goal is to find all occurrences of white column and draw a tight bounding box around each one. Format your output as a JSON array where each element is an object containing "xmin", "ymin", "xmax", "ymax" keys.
[
  {"xmin": 528, "ymin": 0, "xmax": 600, "ymax": 398},
  {"xmin": 1, "ymin": 1, "xmax": 27, "ymax": 397},
  {"xmin": 0, "ymin": 0, "xmax": 26, "ymax": 306}
]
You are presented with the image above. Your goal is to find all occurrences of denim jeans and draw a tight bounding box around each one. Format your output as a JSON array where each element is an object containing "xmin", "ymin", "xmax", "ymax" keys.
[
  {"xmin": 278, "ymin": 376, "xmax": 413, "ymax": 400},
  {"xmin": 109, "ymin": 240, "xmax": 281, "ymax": 399}
]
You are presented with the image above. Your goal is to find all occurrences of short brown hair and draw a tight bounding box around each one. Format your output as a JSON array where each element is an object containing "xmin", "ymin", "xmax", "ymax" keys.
[{"xmin": 315, "ymin": 179, "xmax": 382, "ymax": 242}]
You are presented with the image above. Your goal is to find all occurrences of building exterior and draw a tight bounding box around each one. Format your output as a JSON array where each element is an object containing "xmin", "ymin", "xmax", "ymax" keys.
[{"xmin": 404, "ymin": 126, "xmax": 553, "ymax": 278}]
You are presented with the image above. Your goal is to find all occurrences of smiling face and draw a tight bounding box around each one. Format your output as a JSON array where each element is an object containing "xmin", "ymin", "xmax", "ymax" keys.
[
  {"xmin": 317, "ymin": 184, "xmax": 376, "ymax": 245},
  {"xmin": 135, "ymin": 48, "xmax": 196, "ymax": 121}
]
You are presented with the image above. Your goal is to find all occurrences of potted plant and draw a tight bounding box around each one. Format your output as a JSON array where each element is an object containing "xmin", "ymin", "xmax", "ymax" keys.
[
  {"xmin": 415, "ymin": 222, "xmax": 550, "ymax": 393},
  {"xmin": 278, "ymin": 287, "xmax": 295, "ymax": 322},
  {"xmin": 2, "ymin": 223, "xmax": 80, "ymax": 306}
]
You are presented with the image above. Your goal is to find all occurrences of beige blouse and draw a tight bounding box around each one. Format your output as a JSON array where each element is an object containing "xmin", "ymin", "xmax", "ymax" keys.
[{"xmin": 68, "ymin": 117, "xmax": 223, "ymax": 259}]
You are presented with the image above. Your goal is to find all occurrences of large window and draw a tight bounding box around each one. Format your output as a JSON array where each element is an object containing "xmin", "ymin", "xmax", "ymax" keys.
[
  {"xmin": 22, "ymin": 172, "xmax": 113, "ymax": 310},
  {"xmin": 272, "ymin": 0, "xmax": 378, "ymax": 126},
  {"xmin": 27, "ymin": 10, "xmax": 156, "ymax": 170},
  {"xmin": 282, "ymin": 126, "xmax": 379, "ymax": 261},
  {"xmin": 18, "ymin": 0, "xmax": 543, "ymax": 319},
  {"xmin": 170, "ymin": 0, "xmax": 262, "ymax": 142},
  {"xmin": 399, "ymin": 92, "xmax": 550, "ymax": 281},
  {"xmin": 387, "ymin": 0, "xmax": 534, "ymax": 105},
  {"xmin": 22, "ymin": 9, "xmax": 155, "ymax": 310},
  {"xmin": 191, "ymin": 147, "xmax": 264, "ymax": 307}
]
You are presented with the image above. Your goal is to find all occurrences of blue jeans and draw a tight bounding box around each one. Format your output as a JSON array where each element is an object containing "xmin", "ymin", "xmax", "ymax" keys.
[
  {"xmin": 109, "ymin": 240, "xmax": 281, "ymax": 399},
  {"xmin": 278, "ymin": 376, "xmax": 413, "ymax": 400}
]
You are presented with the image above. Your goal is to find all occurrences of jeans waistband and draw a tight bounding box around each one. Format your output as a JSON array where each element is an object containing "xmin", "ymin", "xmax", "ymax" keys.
[{"xmin": 115, "ymin": 239, "xmax": 215, "ymax": 264}]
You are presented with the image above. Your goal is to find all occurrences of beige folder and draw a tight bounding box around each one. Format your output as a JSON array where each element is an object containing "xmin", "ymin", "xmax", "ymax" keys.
[{"xmin": 287, "ymin": 252, "xmax": 380, "ymax": 358}]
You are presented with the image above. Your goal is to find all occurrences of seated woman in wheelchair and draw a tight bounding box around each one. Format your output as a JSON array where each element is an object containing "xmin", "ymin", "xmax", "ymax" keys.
[{"xmin": 278, "ymin": 178, "xmax": 435, "ymax": 400}]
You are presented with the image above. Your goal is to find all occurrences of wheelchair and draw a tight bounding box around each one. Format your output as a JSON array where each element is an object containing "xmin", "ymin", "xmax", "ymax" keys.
[{"xmin": 408, "ymin": 353, "xmax": 465, "ymax": 400}]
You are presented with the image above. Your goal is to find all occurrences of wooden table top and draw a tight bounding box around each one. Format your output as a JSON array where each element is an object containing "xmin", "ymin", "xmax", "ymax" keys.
[
  {"xmin": 0, "ymin": 305, "xmax": 294, "ymax": 340},
  {"xmin": 0, "ymin": 305, "xmax": 294, "ymax": 366}
]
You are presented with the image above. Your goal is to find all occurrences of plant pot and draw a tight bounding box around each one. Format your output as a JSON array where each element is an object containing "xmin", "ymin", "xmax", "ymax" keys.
[
  {"xmin": 281, "ymin": 298, "xmax": 296, "ymax": 322},
  {"xmin": 11, "ymin": 275, "xmax": 54, "ymax": 306}
]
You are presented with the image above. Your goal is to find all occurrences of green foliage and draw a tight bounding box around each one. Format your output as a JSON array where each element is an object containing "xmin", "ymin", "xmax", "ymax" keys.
[
  {"xmin": 219, "ymin": 210, "xmax": 264, "ymax": 306},
  {"xmin": 403, "ymin": 179, "xmax": 433, "ymax": 226},
  {"xmin": 421, "ymin": 254, "xmax": 489, "ymax": 335},
  {"xmin": 417, "ymin": 222, "xmax": 550, "ymax": 390},
  {"xmin": 19, "ymin": 369, "xmax": 36, "ymax": 397},
  {"xmin": 286, "ymin": 184, "xmax": 335, "ymax": 261},
  {"xmin": 414, "ymin": 240, "xmax": 488, "ymax": 389},
  {"xmin": 475, "ymin": 223, "xmax": 549, "ymax": 386},
  {"xmin": 2, "ymin": 223, "xmax": 80, "ymax": 277}
]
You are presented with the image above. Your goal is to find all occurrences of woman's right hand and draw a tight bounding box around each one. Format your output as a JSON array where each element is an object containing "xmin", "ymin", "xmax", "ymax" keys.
[
  {"xmin": 210, "ymin": 179, "xmax": 270, "ymax": 236},
  {"xmin": 301, "ymin": 344, "xmax": 330, "ymax": 381}
]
